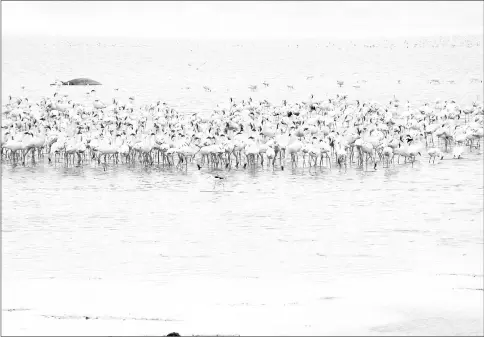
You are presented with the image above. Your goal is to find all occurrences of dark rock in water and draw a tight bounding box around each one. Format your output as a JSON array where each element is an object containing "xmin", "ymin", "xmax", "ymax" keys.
[
  {"xmin": 61, "ymin": 78, "xmax": 102, "ymax": 86},
  {"xmin": 166, "ymin": 333, "xmax": 181, "ymax": 336}
]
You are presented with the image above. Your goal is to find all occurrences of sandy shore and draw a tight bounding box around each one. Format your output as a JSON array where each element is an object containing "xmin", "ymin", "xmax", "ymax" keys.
[{"xmin": 2, "ymin": 271, "xmax": 482, "ymax": 336}]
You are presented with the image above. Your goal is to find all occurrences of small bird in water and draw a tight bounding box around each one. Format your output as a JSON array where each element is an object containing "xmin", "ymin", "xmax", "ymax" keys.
[
  {"xmin": 195, "ymin": 61, "xmax": 207, "ymax": 70},
  {"xmin": 213, "ymin": 174, "xmax": 225, "ymax": 190}
]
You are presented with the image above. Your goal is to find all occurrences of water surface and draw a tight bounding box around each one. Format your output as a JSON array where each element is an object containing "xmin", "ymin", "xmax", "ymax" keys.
[
  {"xmin": 2, "ymin": 154, "xmax": 483, "ymax": 335},
  {"xmin": 2, "ymin": 35, "xmax": 484, "ymax": 335}
]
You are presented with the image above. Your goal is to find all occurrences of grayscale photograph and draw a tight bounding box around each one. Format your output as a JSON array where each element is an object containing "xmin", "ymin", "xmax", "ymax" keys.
[{"xmin": 2, "ymin": 1, "xmax": 483, "ymax": 336}]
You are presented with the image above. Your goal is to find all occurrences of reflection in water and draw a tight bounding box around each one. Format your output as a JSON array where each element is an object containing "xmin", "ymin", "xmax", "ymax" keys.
[
  {"xmin": 3, "ymin": 153, "xmax": 483, "ymax": 283},
  {"xmin": 2, "ymin": 34, "xmax": 483, "ymax": 335},
  {"xmin": 2, "ymin": 152, "xmax": 483, "ymax": 336}
]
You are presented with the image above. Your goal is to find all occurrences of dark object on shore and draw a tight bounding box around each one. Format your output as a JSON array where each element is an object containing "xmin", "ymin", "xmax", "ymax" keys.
[
  {"xmin": 166, "ymin": 333, "xmax": 181, "ymax": 336},
  {"xmin": 59, "ymin": 78, "xmax": 102, "ymax": 86}
]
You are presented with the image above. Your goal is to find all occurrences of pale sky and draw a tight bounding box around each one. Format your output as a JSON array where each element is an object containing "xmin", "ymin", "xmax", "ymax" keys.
[{"xmin": 2, "ymin": 1, "xmax": 483, "ymax": 39}]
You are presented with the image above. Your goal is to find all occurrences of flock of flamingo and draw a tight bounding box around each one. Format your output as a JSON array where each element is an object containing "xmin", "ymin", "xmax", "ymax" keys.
[{"xmin": 1, "ymin": 88, "xmax": 483, "ymax": 173}]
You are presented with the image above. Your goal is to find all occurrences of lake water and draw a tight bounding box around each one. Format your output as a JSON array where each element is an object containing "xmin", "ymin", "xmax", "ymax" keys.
[
  {"xmin": 2, "ymin": 35, "xmax": 484, "ymax": 336},
  {"xmin": 2, "ymin": 35, "xmax": 484, "ymax": 111}
]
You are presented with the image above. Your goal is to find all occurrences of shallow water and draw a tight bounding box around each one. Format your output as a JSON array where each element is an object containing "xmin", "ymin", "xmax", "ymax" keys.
[
  {"xmin": 2, "ymin": 35, "xmax": 484, "ymax": 335},
  {"xmin": 2, "ymin": 156, "xmax": 484, "ymax": 282},
  {"xmin": 2, "ymin": 152, "xmax": 484, "ymax": 335},
  {"xmin": 2, "ymin": 35, "xmax": 484, "ymax": 113}
]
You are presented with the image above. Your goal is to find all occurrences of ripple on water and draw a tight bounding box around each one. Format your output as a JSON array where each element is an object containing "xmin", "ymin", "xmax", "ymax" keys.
[
  {"xmin": 2, "ymin": 37, "xmax": 484, "ymax": 329},
  {"xmin": 7, "ymin": 154, "xmax": 482, "ymax": 281}
]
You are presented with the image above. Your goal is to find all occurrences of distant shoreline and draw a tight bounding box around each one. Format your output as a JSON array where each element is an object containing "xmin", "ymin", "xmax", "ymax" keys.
[{"xmin": 2, "ymin": 33, "xmax": 483, "ymax": 42}]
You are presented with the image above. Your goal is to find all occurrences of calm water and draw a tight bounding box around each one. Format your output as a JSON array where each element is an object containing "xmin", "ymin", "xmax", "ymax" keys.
[
  {"xmin": 2, "ymin": 35, "xmax": 484, "ymax": 335},
  {"xmin": 3, "ymin": 157, "xmax": 484, "ymax": 282},
  {"xmin": 2, "ymin": 35, "xmax": 484, "ymax": 112},
  {"xmin": 2, "ymin": 155, "xmax": 484, "ymax": 335}
]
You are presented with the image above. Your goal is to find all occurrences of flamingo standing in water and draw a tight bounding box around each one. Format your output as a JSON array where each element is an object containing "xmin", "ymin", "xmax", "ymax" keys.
[
  {"xmin": 1, "ymin": 90, "xmax": 482, "ymax": 175},
  {"xmin": 427, "ymin": 147, "xmax": 444, "ymax": 164},
  {"xmin": 286, "ymin": 135, "xmax": 303, "ymax": 167}
]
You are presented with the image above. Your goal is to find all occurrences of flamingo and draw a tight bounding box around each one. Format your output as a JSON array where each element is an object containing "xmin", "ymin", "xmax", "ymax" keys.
[
  {"xmin": 381, "ymin": 146, "xmax": 394, "ymax": 167},
  {"xmin": 427, "ymin": 147, "xmax": 443, "ymax": 164},
  {"xmin": 1, "ymin": 89, "xmax": 481, "ymax": 177}
]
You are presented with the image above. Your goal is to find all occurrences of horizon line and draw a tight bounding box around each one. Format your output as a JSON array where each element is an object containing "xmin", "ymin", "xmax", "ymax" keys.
[{"xmin": 3, "ymin": 32, "xmax": 484, "ymax": 40}]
